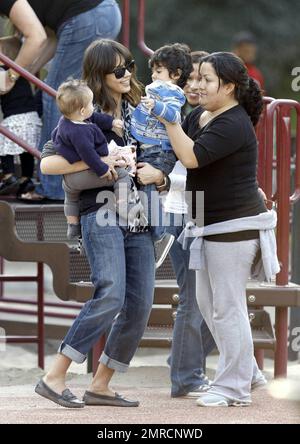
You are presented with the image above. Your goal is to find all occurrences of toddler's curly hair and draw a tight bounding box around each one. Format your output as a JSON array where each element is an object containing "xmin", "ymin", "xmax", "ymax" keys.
[{"xmin": 149, "ymin": 43, "xmax": 193, "ymax": 89}]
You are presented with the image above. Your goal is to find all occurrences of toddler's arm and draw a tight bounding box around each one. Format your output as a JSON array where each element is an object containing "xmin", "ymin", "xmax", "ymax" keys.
[
  {"xmin": 143, "ymin": 85, "xmax": 186, "ymax": 123},
  {"xmin": 90, "ymin": 111, "xmax": 114, "ymax": 130}
]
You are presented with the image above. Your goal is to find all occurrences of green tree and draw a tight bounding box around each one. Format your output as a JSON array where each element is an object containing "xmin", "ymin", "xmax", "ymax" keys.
[{"xmin": 129, "ymin": 0, "xmax": 300, "ymax": 99}]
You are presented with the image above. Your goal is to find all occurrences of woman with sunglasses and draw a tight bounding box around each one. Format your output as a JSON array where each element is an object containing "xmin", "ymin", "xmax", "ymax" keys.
[{"xmin": 34, "ymin": 39, "xmax": 163, "ymax": 408}]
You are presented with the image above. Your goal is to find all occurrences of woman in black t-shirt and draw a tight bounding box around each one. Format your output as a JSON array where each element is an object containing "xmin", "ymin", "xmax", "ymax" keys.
[
  {"xmin": 163, "ymin": 52, "xmax": 271, "ymax": 407},
  {"xmin": 0, "ymin": 0, "xmax": 121, "ymax": 201}
]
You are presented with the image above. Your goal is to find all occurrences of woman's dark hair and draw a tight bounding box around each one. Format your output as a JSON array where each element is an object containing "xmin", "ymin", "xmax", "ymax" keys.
[
  {"xmin": 200, "ymin": 51, "xmax": 263, "ymax": 126},
  {"xmin": 149, "ymin": 43, "xmax": 193, "ymax": 89},
  {"xmin": 191, "ymin": 50, "xmax": 209, "ymax": 64},
  {"xmin": 82, "ymin": 39, "xmax": 144, "ymax": 112}
]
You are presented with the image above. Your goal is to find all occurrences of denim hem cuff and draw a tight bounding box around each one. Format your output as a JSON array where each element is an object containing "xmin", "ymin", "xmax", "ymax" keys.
[
  {"xmin": 99, "ymin": 352, "xmax": 129, "ymax": 373},
  {"xmin": 58, "ymin": 343, "xmax": 86, "ymax": 364}
]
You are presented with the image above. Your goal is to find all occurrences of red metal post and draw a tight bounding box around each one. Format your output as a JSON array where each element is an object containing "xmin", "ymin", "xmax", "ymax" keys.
[
  {"xmin": 37, "ymin": 262, "xmax": 44, "ymax": 369},
  {"xmin": 256, "ymin": 97, "xmax": 275, "ymax": 193},
  {"xmin": 254, "ymin": 349, "xmax": 264, "ymax": 370},
  {"xmin": 265, "ymin": 102, "xmax": 277, "ymax": 200},
  {"xmin": 92, "ymin": 336, "xmax": 106, "ymax": 376},
  {"xmin": 266, "ymin": 99, "xmax": 300, "ymax": 377},
  {"xmin": 137, "ymin": 0, "xmax": 153, "ymax": 57},
  {"xmin": 0, "ymin": 257, "xmax": 4, "ymax": 299},
  {"xmin": 121, "ymin": 0, "xmax": 130, "ymax": 48},
  {"xmin": 0, "ymin": 53, "xmax": 56, "ymax": 97}
]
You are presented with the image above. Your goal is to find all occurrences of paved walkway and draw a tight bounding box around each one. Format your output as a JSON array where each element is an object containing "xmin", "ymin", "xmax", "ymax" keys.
[
  {"xmin": 0, "ymin": 344, "xmax": 299, "ymax": 424},
  {"xmin": 1, "ymin": 241, "xmax": 299, "ymax": 424},
  {"xmin": 0, "ymin": 367, "xmax": 299, "ymax": 424}
]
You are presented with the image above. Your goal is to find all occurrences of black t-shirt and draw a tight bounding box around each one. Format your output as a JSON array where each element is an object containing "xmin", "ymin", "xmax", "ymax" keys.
[
  {"xmin": 183, "ymin": 104, "xmax": 266, "ymax": 232},
  {"xmin": 0, "ymin": 0, "xmax": 103, "ymax": 32},
  {"xmin": 0, "ymin": 67, "xmax": 37, "ymax": 118}
]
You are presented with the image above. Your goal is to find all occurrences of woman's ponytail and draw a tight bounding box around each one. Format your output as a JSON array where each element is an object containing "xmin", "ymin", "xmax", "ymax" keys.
[{"xmin": 239, "ymin": 78, "xmax": 263, "ymax": 127}]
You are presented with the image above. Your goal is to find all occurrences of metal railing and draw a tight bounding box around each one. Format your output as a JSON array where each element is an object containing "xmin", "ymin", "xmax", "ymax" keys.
[
  {"xmin": 137, "ymin": 0, "xmax": 153, "ymax": 56},
  {"xmin": 264, "ymin": 99, "xmax": 300, "ymax": 376},
  {"xmin": 0, "ymin": 52, "xmax": 57, "ymax": 159},
  {"xmin": 0, "ymin": 54, "xmax": 58, "ymax": 368}
]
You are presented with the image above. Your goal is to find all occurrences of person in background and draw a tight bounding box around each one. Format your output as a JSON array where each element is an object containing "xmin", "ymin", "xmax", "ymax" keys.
[
  {"xmin": 181, "ymin": 50, "xmax": 209, "ymax": 117},
  {"xmin": 163, "ymin": 50, "xmax": 216, "ymax": 398},
  {"xmin": 0, "ymin": 35, "xmax": 41, "ymax": 196},
  {"xmin": 232, "ymin": 31, "xmax": 265, "ymax": 90},
  {"xmin": 0, "ymin": 0, "xmax": 122, "ymax": 202}
]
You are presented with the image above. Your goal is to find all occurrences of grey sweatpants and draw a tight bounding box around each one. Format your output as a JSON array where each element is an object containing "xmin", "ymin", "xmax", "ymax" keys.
[
  {"xmin": 63, "ymin": 168, "xmax": 131, "ymax": 217},
  {"xmin": 196, "ymin": 238, "xmax": 263, "ymax": 402}
]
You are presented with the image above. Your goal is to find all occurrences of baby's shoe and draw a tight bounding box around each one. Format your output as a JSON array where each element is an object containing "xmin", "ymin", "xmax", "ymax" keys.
[
  {"xmin": 67, "ymin": 223, "xmax": 81, "ymax": 240},
  {"xmin": 154, "ymin": 233, "xmax": 175, "ymax": 269}
]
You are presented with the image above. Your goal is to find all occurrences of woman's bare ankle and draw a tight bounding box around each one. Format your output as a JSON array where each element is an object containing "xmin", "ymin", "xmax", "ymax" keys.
[
  {"xmin": 43, "ymin": 373, "xmax": 67, "ymax": 393},
  {"xmin": 88, "ymin": 384, "xmax": 115, "ymax": 397}
]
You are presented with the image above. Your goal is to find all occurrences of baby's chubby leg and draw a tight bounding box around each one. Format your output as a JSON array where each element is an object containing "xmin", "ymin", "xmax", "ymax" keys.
[{"xmin": 63, "ymin": 170, "xmax": 115, "ymax": 239}]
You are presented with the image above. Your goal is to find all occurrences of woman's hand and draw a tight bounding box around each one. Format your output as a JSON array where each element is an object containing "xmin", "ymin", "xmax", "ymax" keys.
[
  {"xmin": 0, "ymin": 71, "xmax": 16, "ymax": 95},
  {"xmin": 101, "ymin": 154, "xmax": 125, "ymax": 169},
  {"xmin": 136, "ymin": 162, "xmax": 164, "ymax": 186},
  {"xmin": 101, "ymin": 154, "xmax": 126, "ymax": 181},
  {"xmin": 258, "ymin": 187, "xmax": 273, "ymax": 209},
  {"xmin": 100, "ymin": 167, "xmax": 117, "ymax": 181},
  {"xmin": 258, "ymin": 187, "xmax": 267, "ymax": 201}
]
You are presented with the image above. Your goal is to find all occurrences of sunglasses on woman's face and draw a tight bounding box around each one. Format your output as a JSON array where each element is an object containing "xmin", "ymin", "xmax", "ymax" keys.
[{"xmin": 111, "ymin": 60, "xmax": 135, "ymax": 79}]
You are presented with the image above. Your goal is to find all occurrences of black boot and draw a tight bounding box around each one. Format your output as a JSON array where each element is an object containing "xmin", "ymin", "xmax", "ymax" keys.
[
  {"xmin": 0, "ymin": 175, "xmax": 20, "ymax": 196},
  {"xmin": 17, "ymin": 178, "xmax": 35, "ymax": 196}
]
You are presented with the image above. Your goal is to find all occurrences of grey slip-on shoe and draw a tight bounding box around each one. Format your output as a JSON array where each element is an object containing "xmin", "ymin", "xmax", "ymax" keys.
[
  {"xmin": 83, "ymin": 390, "xmax": 139, "ymax": 407},
  {"xmin": 35, "ymin": 379, "xmax": 85, "ymax": 408}
]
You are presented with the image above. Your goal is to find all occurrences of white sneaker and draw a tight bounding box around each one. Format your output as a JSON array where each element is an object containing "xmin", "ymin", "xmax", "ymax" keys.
[
  {"xmin": 154, "ymin": 233, "xmax": 175, "ymax": 269},
  {"xmin": 251, "ymin": 376, "xmax": 267, "ymax": 391},
  {"xmin": 183, "ymin": 384, "xmax": 211, "ymax": 398},
  {"xmin": 196, "ymin": 392, "xmax": 251, "ymax": 407}
]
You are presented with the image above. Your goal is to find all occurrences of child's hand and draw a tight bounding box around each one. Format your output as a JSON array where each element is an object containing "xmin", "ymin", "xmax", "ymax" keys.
[
  {"xmin": 112, "ymin": 119, "xmax": 124, "ymax": 130},
  {"xmin": 141, "ymin": 96, "xmax": 155, "ymax": 111},
  {"xmin": 112, "ymin": 119, "xmax": 124, "ymax": 137}
]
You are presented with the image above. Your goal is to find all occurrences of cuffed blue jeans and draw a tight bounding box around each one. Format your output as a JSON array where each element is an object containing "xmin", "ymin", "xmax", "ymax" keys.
[
  {"xmin": 36, "ymin": 0, "xmax": 122, "ymax": 199},
  {"xmin": 59, "ymin": 210, "xmax": 155, "ymax": 372},
  {"xmin": 166, "ymin": 215, "xmax": 216, "ymax": 397}
]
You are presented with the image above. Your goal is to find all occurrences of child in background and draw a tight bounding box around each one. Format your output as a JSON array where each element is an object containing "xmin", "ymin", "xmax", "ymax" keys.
[
  {"xmin": 0, "ymin": 36, "xmax": 41, "ymax": 196},
  {"xmin": 53, "ymin": 79, "xmax": 146, "ymax": 239},
  {"xmin": 131, "ymin": 43, "xmax": 193, "ymax": 256}
]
